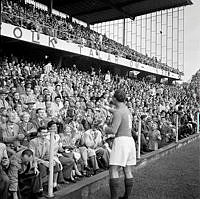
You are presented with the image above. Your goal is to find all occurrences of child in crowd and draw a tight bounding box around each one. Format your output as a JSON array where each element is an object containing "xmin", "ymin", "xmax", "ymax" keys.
[{"xmin": 147, "ymin": 122, "xmax": 161, "ymax": 151}]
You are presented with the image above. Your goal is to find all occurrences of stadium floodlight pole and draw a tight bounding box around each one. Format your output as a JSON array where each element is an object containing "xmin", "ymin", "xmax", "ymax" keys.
[
  {"xmin": 197, "ymin": 112, "xmax": 200, "ymax": 134},
  {"xmin": 137, "ymin": 117, "xmax": 142, "ymax": 159},
  {"xmin": 176, "ymin": 114, "xmax": 179, "ymax": 143},
  {"xmin": 48, "ymin": 129, "xmax": 55, "ymax": 198}
]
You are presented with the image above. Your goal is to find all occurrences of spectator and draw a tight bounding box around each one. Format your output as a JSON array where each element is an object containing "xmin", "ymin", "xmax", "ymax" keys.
[
  {"xmin": 0, "ymin": 89, "xmax": 11, "ymax": 109},
  {"xmin": 18, "ymin": 112, "xmax": 37, "ymax": 147},
  {"xmin": 0, "ymin": 143, "xmax": 10, "ymax": 199},
  {"xmin": 29, "ymin": 126, "xmax": 61, "ymax": 191},
  {"xmin": 7, "ymin": 149, "xmax": 41, "ymax": 199},
  {"xmin": 147, "ymin": 122, "xmax": 161, "ymax": 150},
  {"xmin": 0, "ymin": 111, "xmax": 25, "ymax": 155},
  {"xmin": 31, "ymin": 108, "xmax": 48, "ymax": 129}
]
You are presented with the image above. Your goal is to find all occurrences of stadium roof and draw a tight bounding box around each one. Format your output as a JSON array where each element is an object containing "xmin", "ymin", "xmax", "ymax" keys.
[{"xmin": 37, "ymin": 0, "xmax": 192, "ymax": 24}]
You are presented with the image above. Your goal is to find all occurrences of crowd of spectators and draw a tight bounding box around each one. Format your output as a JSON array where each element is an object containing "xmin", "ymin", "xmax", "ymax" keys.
[
  {"xmin": 2, "ymin": 0, "xmax": 182, "ymax": 75},
  {"xmin": 0, "ymin": 53, "xmax": 199, "ymax": 199},
  {"xmin": 190, "ymin": 69, "xmax": 200, "ymax": 92}
]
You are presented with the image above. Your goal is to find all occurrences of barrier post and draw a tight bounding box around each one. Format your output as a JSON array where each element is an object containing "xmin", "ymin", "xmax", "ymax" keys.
[
  {"xmin": 176, "ymin": 114, "xmax": 179, "ymax": 143},
  {"xmin": 0, "ymin": 1, "xmax": 2, "ymax": 35},
  {"xmin": 137, "ymin": 118, "xmax": 142, "ymax": 159},
  {"xmin": 48, "ymin": 130, "xmax": 55, "ymax": 198},
  {"xmin": 197, "ymin": 112, "xmax": 200, "ymax": 134}
]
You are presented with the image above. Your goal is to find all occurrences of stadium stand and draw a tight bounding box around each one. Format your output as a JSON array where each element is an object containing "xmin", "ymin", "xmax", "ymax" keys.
[
  {"xmin": 2, "ymin": 0, "xmax": 181, "ymax": 75},
  {"xmin": 0, "ymin": 0, "xmax": 198, "ymax": 199},
  {"xmin": 0, "ymin": 52, "xmax": 199, "ymax": 199}
]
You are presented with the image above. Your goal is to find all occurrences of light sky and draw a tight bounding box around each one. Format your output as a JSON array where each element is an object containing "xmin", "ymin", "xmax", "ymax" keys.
[{"xmin": 184, "ymin": 0, "xmax": 200, "ymax": 82}]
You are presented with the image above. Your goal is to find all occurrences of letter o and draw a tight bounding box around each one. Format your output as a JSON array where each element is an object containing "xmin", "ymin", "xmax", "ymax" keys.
[{"xmin": 13, "ymin": 27, "xmax": 22, "ymax": 39}]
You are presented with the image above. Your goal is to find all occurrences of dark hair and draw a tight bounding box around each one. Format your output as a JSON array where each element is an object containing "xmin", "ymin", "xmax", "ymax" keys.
[
  {"xmin": 22, "ymin": 149, "xmax": 33, "ymax": 157},
  {"xmin": 13, "ymin": 103, "xmax": 22, "ymax": 110},
  {"xmin": 38, "ymin": 126, "xmax": 47, "ymax": 132},
  {"xmin": 37, "ymin": 94, "xmax": 44, "ymax": 100},
  {"xmin": 47, "ymin": 120, "xmax": 57, "ymax": 130},
  {"xmin": 161, "ymin": 110, "xmax": 166, "ymax": 115},
  {"xmin": 0, "ymin": 107, "xmax": 7, "ymax": 113},
  {"xmin": 86, "ymin": 107, "xmax": 94, "ymax": 113},
  {"xmin": 63, "ymin": 100, "xmax": 69, "ymax": 104},
  {"xmin": 44, "ymin": 94, "xmax": 52, "ymax": 101},
  {"xmin": 13, "ymin": 92, "xmax": 19, "ymax": 96},
  {"xmin": 36, "ymin": 108, "xmax": 43, "ymax": 114},
  {"xmin": 43, "ymin": 88, "xmax": 48, "ymax": 92},
  {"xmin": 113, "ymin": 89, "xmax": 126, "ymax": 102},
  {"xmin": 55, "ymin": 95, "xmax": 61, "ymax": 100}
]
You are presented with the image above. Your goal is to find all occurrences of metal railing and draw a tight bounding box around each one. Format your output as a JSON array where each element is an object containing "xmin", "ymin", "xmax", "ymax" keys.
[{"xmin": 136, "ymin": 111, "xmax": 200, "ymax": 159}]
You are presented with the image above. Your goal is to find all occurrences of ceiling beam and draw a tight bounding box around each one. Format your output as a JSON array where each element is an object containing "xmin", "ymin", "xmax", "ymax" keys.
[
  {"xmin": 53, "ymin": 0, "xmax": 83, "ymax": 7},
  {"xmin": 100, "ymin": 0, "xmax": 135, "ymax": 20},
  {"xmin": 115, "ymin": 0, "xmax": 146, "ymax": 8},
  {"xmin": 72, "ymin": 0, "xmax": 136, "ymax": 20},
  {"xmin": 73, "ymin": 6, "xmax": 111, "ymax": 17}
]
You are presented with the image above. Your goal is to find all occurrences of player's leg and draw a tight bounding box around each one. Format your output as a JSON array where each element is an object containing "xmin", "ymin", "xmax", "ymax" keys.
[
  {"xmin": 120, "ymin": 165, "xmax": 134, "ymax": 199},
  {"xmin": 109, "ymin": 165, "xmax": 120, "ymax": 178},
  {"xmin": 123, "ymin": 165, "xmax": 133, "ymax": 179},
  {"xmin": 120, "ymin": 137, "xmax": 136, "ymax": 199},
  {"xmin": 109, "ymin": 165, "xmax": 121, "ymax": 199}
]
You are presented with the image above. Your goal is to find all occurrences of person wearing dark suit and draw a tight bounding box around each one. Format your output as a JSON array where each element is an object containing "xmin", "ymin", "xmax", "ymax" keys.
[{"xmin": 31, "ymin": 108, "xmax": 48, "ymax": 129}]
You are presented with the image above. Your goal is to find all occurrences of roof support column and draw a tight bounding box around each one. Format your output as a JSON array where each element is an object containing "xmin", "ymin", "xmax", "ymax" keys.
[
  {"xmin": 48, "ymin": 0, "xmax": 53, "ymax": 16},
  {"xmin": 123, "ymin": 18, "xmax": 126, "ymax": 46},
  {"xmin": 156, "ymin": 76, "xmax": 161, "ymax": 83},
  {"xmin": 69, "ymin": 16, "xmax": 72, "ymax": 22}
]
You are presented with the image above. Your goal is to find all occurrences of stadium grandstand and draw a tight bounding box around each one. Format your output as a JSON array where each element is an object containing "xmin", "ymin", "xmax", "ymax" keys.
[{"xmin": 0, "ymin": 0, "xmax": 199, "ymax": 199}]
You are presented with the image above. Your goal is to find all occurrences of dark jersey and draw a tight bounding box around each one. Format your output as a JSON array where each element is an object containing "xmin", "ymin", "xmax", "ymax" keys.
[{"xmin": 110, "ymin": 106, "xmax": 132, "ymax": 137}]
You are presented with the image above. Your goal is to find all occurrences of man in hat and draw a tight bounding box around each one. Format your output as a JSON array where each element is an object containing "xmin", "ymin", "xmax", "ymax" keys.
[{"xmin": 25, "ymin": 100, "xmax": 37, "ymax": 120}]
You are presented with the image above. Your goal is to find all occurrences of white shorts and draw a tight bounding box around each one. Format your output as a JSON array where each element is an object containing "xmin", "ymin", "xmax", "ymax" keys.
[{"xmin": 109, "ymin": 136, "xmax": 136, "ymax": 167}]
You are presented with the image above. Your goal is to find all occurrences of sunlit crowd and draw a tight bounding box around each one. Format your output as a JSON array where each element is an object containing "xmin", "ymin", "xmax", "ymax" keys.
[{"xmin": 0, "ymin": 53, "xmax": 199, "ymax": 199}]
